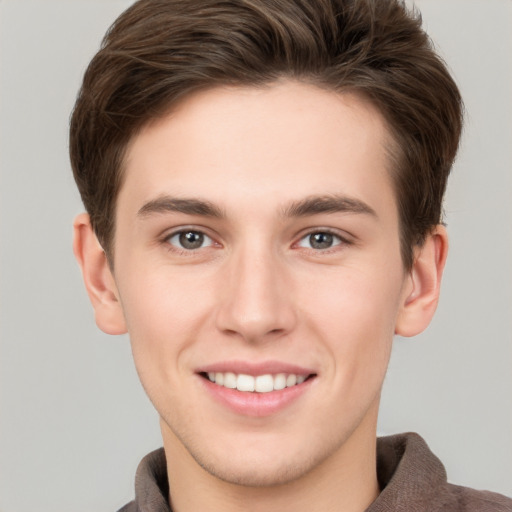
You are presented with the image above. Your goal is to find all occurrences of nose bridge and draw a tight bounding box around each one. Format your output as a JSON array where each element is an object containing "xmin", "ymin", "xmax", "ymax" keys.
[{"xmin": 216, "ymin": 238, "xmax": 295, "ymax": 342}]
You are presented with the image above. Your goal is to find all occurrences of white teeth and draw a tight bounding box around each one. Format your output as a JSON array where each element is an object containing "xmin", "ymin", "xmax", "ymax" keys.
[
  {"xmin": 274, "ymin": 373, "xmax": 287, "ymax": 390},
  {"xmin": 255, "ymin": 374, "xmax": 273, "ymax": 393},
  {"xmin": 286, "ymin": 374, "xmax": 297, "ymax": 387},
  {"xmin": 236, "ymin": 374, "xmax": 255, "ymax": 392},
  {"xmin": 206, "ymin": 371, "xmax": 309, "ymax": 392},
  {"xmin": 223, "ymin": 372, "xmax": 237, "ymax": 389}
]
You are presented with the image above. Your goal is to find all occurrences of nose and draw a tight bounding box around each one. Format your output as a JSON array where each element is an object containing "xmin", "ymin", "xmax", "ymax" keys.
[{"xmin": 215, "ymin": 245, "xmax": 297, "ymax": 343}]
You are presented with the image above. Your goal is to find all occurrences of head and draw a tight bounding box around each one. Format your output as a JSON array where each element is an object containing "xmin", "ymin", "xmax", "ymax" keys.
[
  {"xmin": 71, "ymin": 0, "xmax": 462, "ymax": 496},
  {"xmin": 70, "ymin": 0, "xmax": 463, "ymax": 271}
]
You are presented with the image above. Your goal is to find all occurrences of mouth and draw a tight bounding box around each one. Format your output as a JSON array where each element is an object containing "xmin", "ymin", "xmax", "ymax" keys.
[
  {"xmin": 200, "ymin": 371, "xmax": 315, "ymax": 393},
  {"xmin": 196, "ymin": 361, "xmax": 317, "ymax": 416}
]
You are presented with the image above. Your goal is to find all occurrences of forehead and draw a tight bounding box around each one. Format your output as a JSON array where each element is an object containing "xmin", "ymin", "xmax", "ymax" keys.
[{"xmin": 119, "ymin": 80, "xmax": 396, "ymax": 218}]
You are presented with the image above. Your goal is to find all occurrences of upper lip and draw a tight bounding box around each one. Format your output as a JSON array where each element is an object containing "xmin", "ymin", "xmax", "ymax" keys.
[{"xmin": 196, "ymin": 360, "xmax": 316, "ymax": 377}]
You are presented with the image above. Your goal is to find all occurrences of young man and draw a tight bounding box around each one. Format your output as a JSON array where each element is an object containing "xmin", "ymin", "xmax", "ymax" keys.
[{"xmin": 70, "ymin": 0, "xmax": 512, "ymax": 511}]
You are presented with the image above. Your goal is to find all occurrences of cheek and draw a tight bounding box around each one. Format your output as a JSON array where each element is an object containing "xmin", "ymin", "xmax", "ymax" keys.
[
  {"xmin": 302, "ymin": 265, "xmax": 402, "ymax": 334},
  {"xmin": 299, "ymin": 266, "xmax": 402, "ymax": 379},
  {"xmin": 117, "ymin": 265, "xmax": 215, "ymax": 375}
]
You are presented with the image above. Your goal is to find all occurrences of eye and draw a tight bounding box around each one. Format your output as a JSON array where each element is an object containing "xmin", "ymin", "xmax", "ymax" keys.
[
  {"xmin": 297, "ymin": 231, "xmax": 343, "ymax": 250},
  {"xmin": 166, "ymin": 230, "xmax": 214, "ymax": 250}
]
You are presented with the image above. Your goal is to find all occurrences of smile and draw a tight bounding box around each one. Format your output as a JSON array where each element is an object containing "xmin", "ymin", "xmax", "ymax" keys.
[{"xmin": 204, "ymin": 372, "xmax": 310, "ymax": 393}]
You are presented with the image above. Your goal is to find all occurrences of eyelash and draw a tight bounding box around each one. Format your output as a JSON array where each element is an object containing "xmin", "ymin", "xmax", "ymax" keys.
[
  {"xmin": 295, "ymin": 229, "xmax": 351, "ymax": 253},
  {"xmin": 161, "ymin": 227, "xmax": 351, "ymax": 255},
  {"xmin": 162, "ymin": 228, "xmax": 217, "ymax": 255}
]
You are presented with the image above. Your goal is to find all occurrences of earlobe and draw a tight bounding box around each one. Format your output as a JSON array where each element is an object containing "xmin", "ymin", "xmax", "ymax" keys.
[
  {"xmin": 73, "ymin": 213, "xmax": 127, "ymax": 335},
  {"xmin": 395, "ymin": 225, "xmax": 449, "ymax": 337}
]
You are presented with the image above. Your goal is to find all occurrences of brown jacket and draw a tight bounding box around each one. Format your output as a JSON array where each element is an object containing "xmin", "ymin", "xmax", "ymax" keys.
[{"xmin": 118, "ymin": 433, "xmax": 512, "ymax": 511}]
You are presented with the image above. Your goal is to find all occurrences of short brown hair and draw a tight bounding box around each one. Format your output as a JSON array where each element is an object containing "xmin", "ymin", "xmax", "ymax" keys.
[{"xmin": 70, "ymin": 0, "xmax": 463, "ymax": 269}]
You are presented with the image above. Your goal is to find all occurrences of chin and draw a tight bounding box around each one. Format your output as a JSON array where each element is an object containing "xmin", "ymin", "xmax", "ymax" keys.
[
  {"xmin": 180, "ymin": 429, "xmax": 340, "ymax": 488},
  {"xmin": 193, "ymin": 452, "xmax": 318, "ymax": 487}
]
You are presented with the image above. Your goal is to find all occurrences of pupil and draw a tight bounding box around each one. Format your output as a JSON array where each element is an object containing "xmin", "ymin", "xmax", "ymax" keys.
[
  {"xmin": 179, "ymin": 231, "xmax": 204, "ymax": 249},
  {"xmin": 310, "ymin": 232, "xmax": 333, "ymax": 249}
]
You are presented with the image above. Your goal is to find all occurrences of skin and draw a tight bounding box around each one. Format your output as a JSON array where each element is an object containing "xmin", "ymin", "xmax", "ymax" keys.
[{"xmin": 74, "ymin": 80, "xmax": 447, "ymax": 512}]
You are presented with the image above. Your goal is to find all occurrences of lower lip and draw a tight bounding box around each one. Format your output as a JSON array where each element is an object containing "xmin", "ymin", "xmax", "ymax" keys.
[{"xmin": 199, "ymin": 376, "xmax": 314, "ymax": 417}]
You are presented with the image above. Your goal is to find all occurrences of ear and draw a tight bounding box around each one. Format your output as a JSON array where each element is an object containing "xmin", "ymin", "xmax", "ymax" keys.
[
  {"xmin": 73, "ymin": 213, "xmax": 127, "ymax": 335},
  {"xmin": 395, "ymin": 225, "xmax": 448, "ymax": 337}
]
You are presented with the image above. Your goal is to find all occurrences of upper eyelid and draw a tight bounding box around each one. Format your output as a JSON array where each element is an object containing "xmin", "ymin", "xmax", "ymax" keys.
[
  {"xmin": 158, "ymin": 225, "xmax": 353, "ymax": 246},
  {"xmin": 300, "ymin": 230, "xmax": 343, "ymax": 240},
  {"xmin": 296, "ymin": 231, "xmax": 344, "ymax": 249},
  {"xmin": 161, "ymin": 225, "xmax": 217, "ymax": 240},
  {"xmin": 167, "ymin": 230, "xmax": 213, "ymax": 240},
  {"xmin": 162, "ymin": 230, "xmax": 216, "ymax": 255},
  {"xmin": 295, "ymin": 227, "xmax": 352, "ymax": 243}
]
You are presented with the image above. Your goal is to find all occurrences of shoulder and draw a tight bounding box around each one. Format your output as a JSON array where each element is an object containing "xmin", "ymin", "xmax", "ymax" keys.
[
  {"xmin": 371, "ymin": 433, "xmax": 512, "ymax": 512},
  {"xmin": 116, "ymin": 501, "xmax": 137, "ymax": 512},
  {"xmin": 115, "ymin": 448, "xmax": 170, "ymax": 512},
  {"xmin": 440, "ymin": 483, "xmax": 512, "ymax": 512}
]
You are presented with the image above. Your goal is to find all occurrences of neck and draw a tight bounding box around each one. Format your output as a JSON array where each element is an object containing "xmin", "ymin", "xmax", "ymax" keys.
[{"xmin": 161, "ymin": 412, "xmax": 380, "ymax": 512}]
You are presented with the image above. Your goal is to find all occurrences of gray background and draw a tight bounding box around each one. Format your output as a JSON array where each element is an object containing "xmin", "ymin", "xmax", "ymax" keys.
[{"xmin": 0, "ymin": 0, "xmax": 510, "ymax": 510}]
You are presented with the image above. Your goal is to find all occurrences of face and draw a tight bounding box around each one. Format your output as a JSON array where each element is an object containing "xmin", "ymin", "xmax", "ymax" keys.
[{"xmin": 111, "ymin": 81, "xmax": 413, "ymax": 485}]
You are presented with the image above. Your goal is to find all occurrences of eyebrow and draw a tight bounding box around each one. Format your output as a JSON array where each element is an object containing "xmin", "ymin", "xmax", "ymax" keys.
[
  {"xmin": 137, "ymin": 196, "xmax": 225, "ymax": 218},
  {"xmin": 137, "ymin": 193, "xmax": 376, "ymax": 220},
  {"xmin": 282, "ymin": 194, "xmax": 377, "ymax": 218}
]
